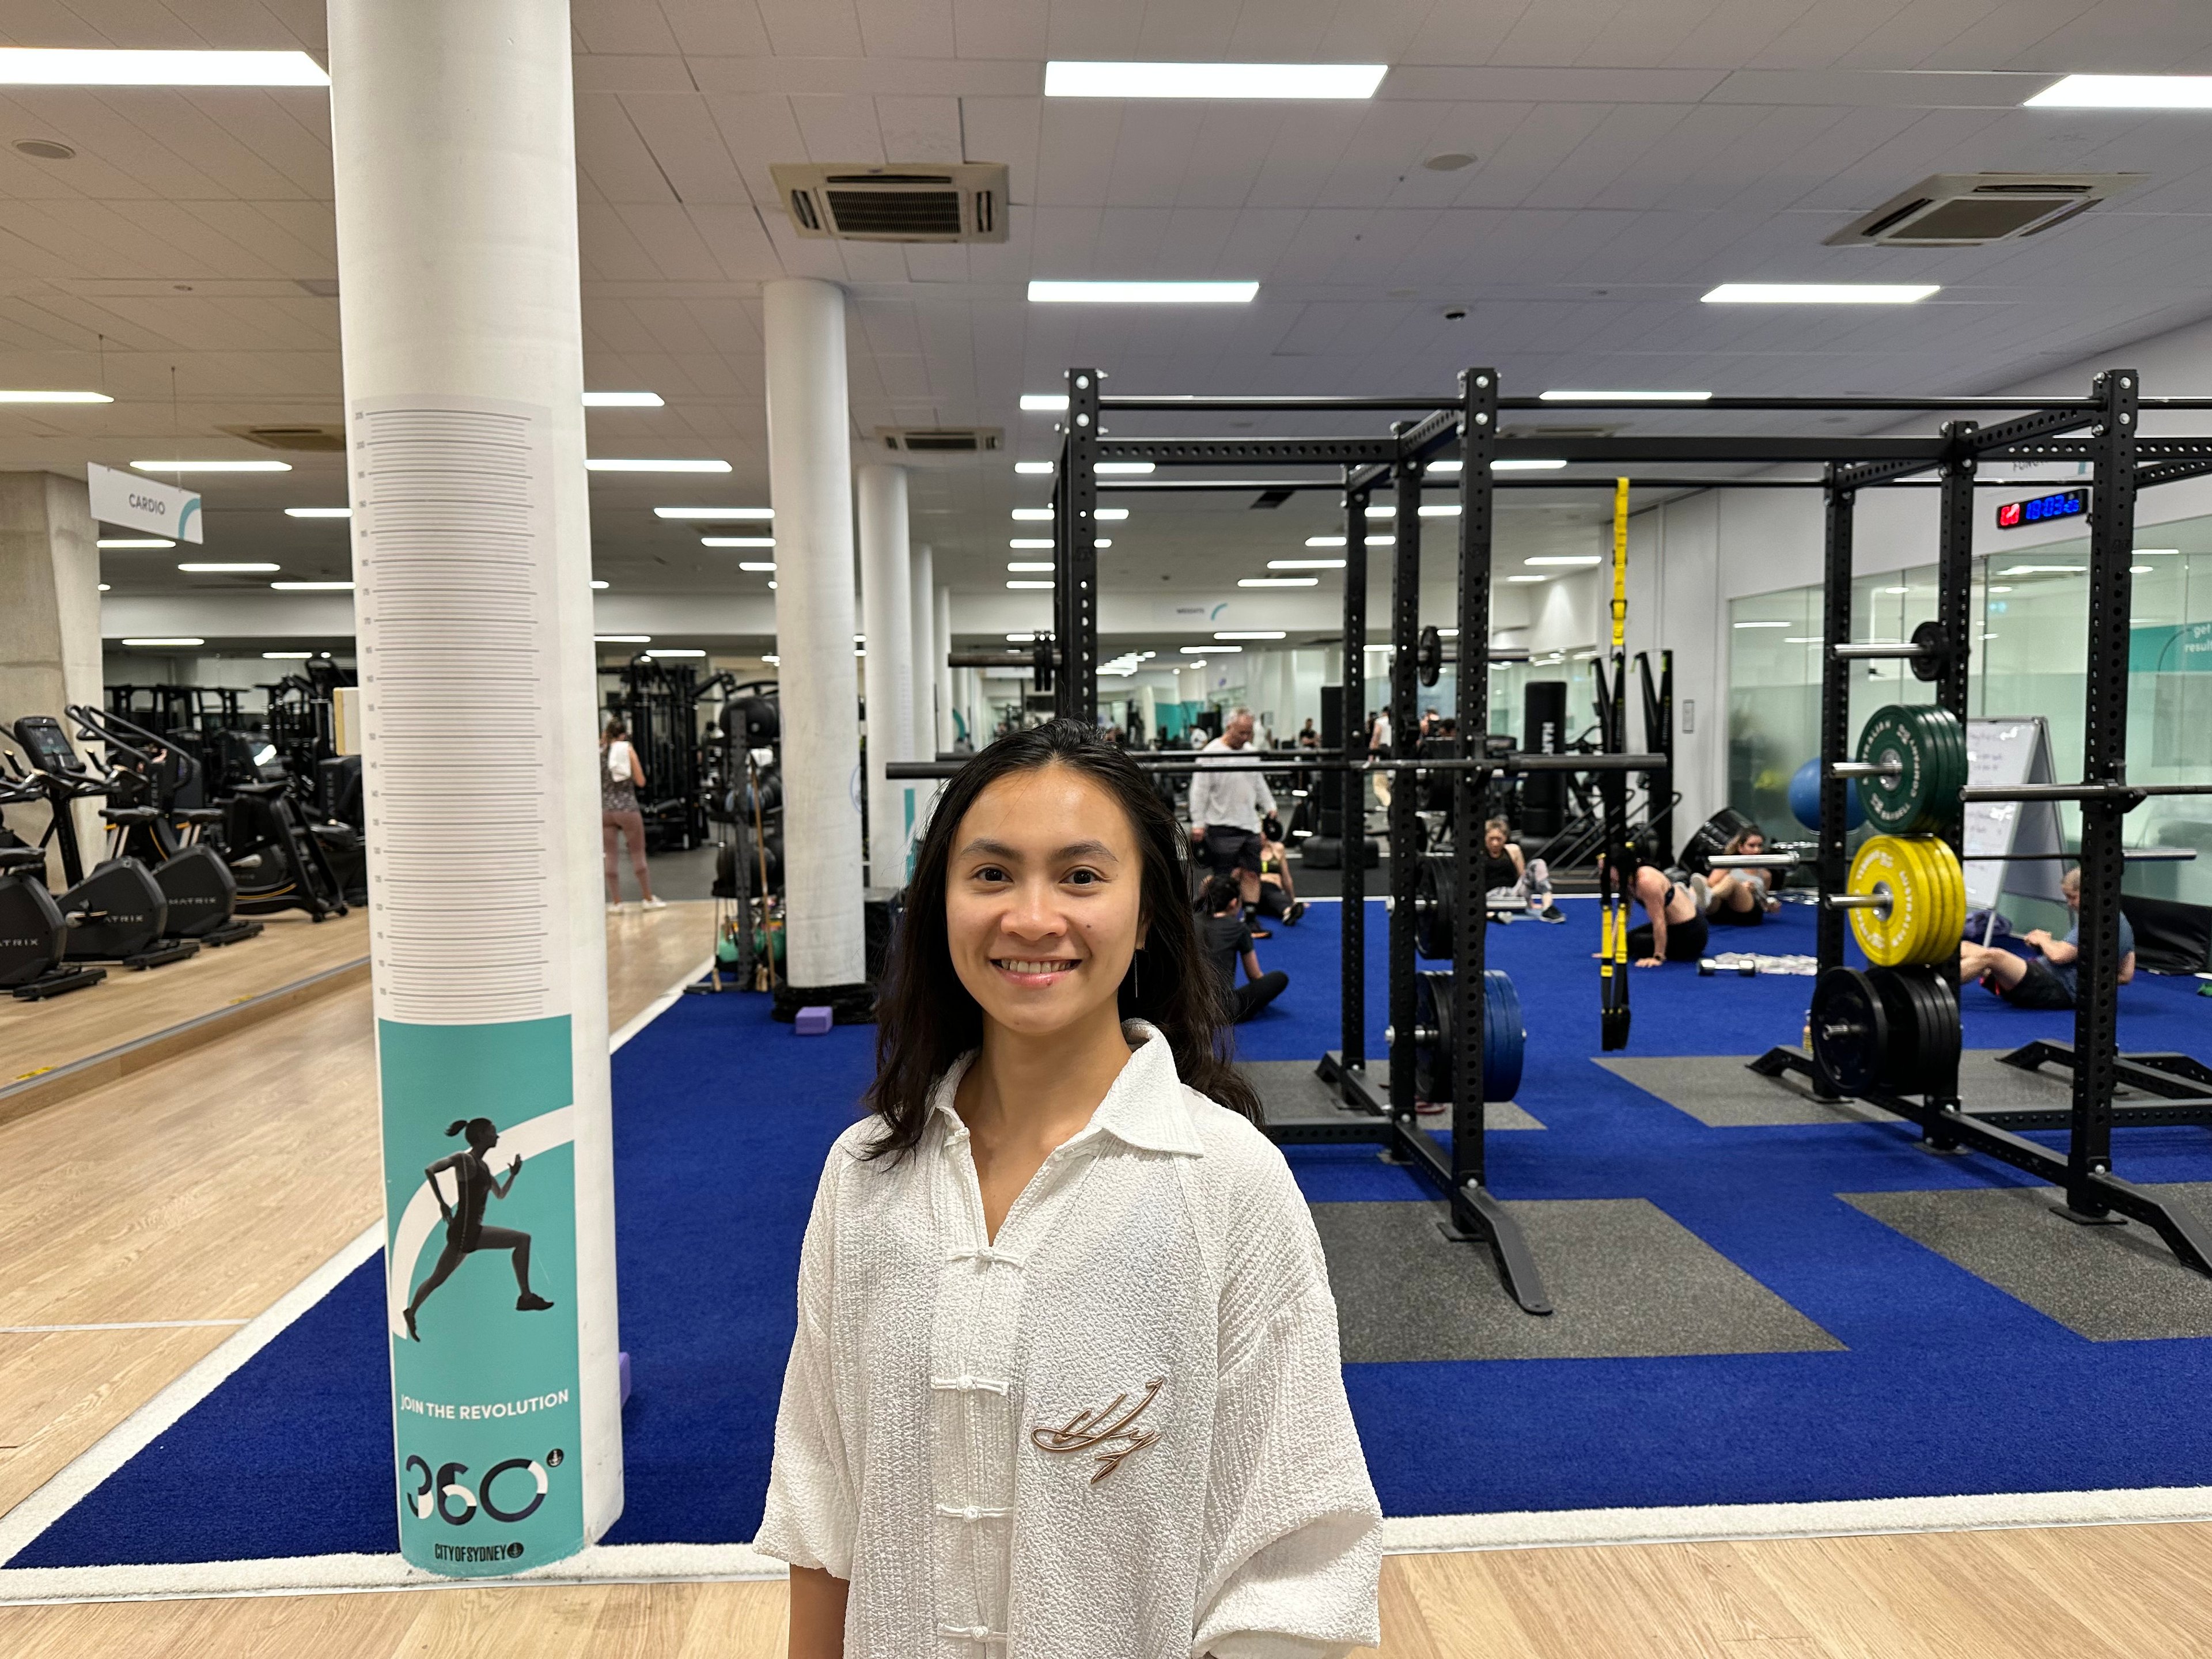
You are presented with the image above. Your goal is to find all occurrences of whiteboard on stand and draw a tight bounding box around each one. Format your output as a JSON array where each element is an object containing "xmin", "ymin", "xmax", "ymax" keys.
[{"xmin": 1964, "ymin": 717, "xmax": 2067, "ymax": 919}]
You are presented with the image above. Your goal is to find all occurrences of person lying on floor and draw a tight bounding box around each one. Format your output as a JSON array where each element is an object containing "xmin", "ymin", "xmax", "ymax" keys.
[
  {"xmin": 1627, "ymin": 857, "xmax": 1709, "ymax": 967},
  {"xmin": 1703, "ymin": 825, "xmax": 1783, "ymax": 928},
  {"xmin": 1959, "ymin": 866, "xmax": 2134, "ymax": 1009},
  {"xmin": 1481, "ymin": 817, "xmax": 1566, "ymax": 923},
  {"xmin": 1198, "ymin": 873, "xmax": 1290, "ymax": 1022}
]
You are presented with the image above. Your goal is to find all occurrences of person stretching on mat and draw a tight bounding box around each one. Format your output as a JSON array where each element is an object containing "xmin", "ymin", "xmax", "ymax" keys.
[
  {"xmin": 1959, "ymin": 866, "xmax": 2135, "ymax": 1009},
  {"xmin": 402, "ymin": 1116, "xmax": 555, "ymax": 1341},
  {"xmin": 1704, "ymin": 825, "xmax": 1783, "ymax": 927},
  {"xmin": 1196, "ymin": 873, "xmax": 1290, "ymax": 1022},
  {"xmin": 1482, "ymin": 817, "xmax": 1565, "ymax": 923},
  {"xmin": 1626, "ymin": 855, "xmax": 1709, "ymax": 967},
  {"xmin": 759, "ymin": 719, "xmax": 1380, "ymax": 1659}
]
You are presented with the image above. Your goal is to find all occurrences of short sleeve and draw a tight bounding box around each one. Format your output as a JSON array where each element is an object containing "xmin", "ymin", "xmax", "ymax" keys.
[
  {"xmin": 1237, "ymin": 925, "xmax": 1255, "ymax": 955},
  {"xmin": 752, "ymin": 1155, "xmax": 857, "ymax": 1579},
  {"xmin": 1192, "ymin": 1163, "xmax": 1381, "ymax": 1659}
]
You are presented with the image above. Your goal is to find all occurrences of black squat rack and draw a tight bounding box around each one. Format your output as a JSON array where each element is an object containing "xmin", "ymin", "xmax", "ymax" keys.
[{"xmin": 1747, "ymin": 368, "xmax": 2212, "ymax": 1277}]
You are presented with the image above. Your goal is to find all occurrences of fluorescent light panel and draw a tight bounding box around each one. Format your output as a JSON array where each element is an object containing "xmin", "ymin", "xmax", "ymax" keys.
[
  {"xmin": 1044, "ymin": 61, "xmax": 1385, "ymax": 100},
  {"xmin": 647, "ymin": 648, "xmax": 705, "ymax": 658},
  {"xmin": 1028, "ymin": 281, "xmax": 1257, "ymax": 304},
  {"xmin": 581, "ymin": 391, "xmax": 664, "ymax": 407},
  {"xmin": 2026, "ymin": 74, "xmax": 2212, "ymax": 108},
  {"xmin": 1007, "ymin": 579, "xmax": 1054, "ymax": 589},
  {"xmin": 702, "ymin": 536, "xmax": 774, "ymax": 548},
  {"xmin": 132, "ymin": 459, "xmax": 290, "ymax": 472},
  {"xmin": 122, "ymin": 636, "xmax": 204, "ymax": 646},
  {"xmin": 1010, "ymin": 538, "xmax": 1054, "ymax": 550},
  {"xmin": 597, "ymin": 635, "xmax": 652, "ymax": 643},
  {"xmin": 1020, "ymin": 394, "xmax": 1069, "ymax": 411},
  {"xmin": 271, "ymin": 580, "xmax": 354, "ymax": 590},
  {"xmin": 1007, "ymin": 562, "xmax": 1054, "ymax": 572},
  {"xmin": 0, "ymin": 48, "xmax": 328, "ymax": 85},
  {"xmin": 0, "ymin": 389, "xmax": 111, "ymax": 403},
  {"xmin": 1239, "ymin": 576, "xmax": 1317, "ymax": 587},
  {"xmin": 285, "ymin": 506, "xmax": 350, "ymax": 518},
  {"xmin": 1525, "ymin": 556, "xmax": 1601, "ymax": 567},
  {"xmin": 656, "ymin": 506, "xmax": 771, "ymax": 520},
  {"xmin": 1270, "ymin": 559, "xmax": 1343, "ymax": 569},
  {"xmin": 1183, "ymin": 645, "xmax": 1238, "ymax": 653},
  {"xmin": 1703, "ymin": 283, "xmax": 1938, "ymax": 305},
  {"xmin": 97, "ymin": 537, "xmax": 173, "ymax": 549},
  {"xmin": 1216, "ymin": 630, "xmax": 1285, "ymax": 639},
  {"xmin": 262, "ymin": 651, "xmax": 312, "ymax": 659},
  {"xmin": 738, "ymin": 562, "xmax": 776, "ymax": 573},
  {"xmin": 179, "ymin": 561, "xmax": 278, "ymax": 573},
  {"xmin": 588, "ymin": 458, "xmax": 729, "ymax": 472},
  {"xmin": 1012, "ymin": 507, "xmax": 1054, "ymax": 521},
  {"xmin": 1541, "ymin": 389, "xmax": 1711, "ymax": 403}
]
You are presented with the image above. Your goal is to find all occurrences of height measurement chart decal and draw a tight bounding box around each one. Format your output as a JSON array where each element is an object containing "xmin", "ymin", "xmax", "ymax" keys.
[{"xmin": 353, "ymin": 396, "xmax": 585, "ymax": 1573}]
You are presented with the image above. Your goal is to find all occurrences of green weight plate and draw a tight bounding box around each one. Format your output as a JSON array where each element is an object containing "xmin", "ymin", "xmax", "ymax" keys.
[
  {"xmin": 1810, "ymin": 967, "xmax": 1888, "ymax": 1094},
  {"xmin": 1855, "ymin": 704, "xmax": 1945, "ymax": 835}
]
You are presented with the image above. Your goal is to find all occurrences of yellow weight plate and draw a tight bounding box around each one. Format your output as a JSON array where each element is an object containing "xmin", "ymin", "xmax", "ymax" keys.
[
  {"xmin": 1847, "ymin": 835, "xmax": 1950, "ymax": 967},
  {"xmin": 1927, "ymin": 838, "xmax": 1966, "ymax": 959}
]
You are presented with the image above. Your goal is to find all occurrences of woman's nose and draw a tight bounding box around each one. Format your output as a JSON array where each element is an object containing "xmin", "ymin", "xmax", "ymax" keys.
[{"xmin": 1001, "ymin": 880, "xmax": 1066, "ymax": 938}]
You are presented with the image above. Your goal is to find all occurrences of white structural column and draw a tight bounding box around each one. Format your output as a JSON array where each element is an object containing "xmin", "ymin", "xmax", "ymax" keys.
[
  {"xmin": 934, "ymin": 584, "xmax": 955, "ymax": 752},
  {"xmin": 857, "ymin": 464, "xmax": 916, "ymax": 882},
  {"xmin": 328, "ymin": 0, "xmax": 619, "ymax": 1576},
  {"xmin": 908, "ymin": 541, "xmax": 935, "ymax": 759},
  {"xmin": 763, "ymin": 280, "xmax": 868, "ymax": 983},
  {"xmin": 0, "ymin": 472, "xmax": 104, "ymax": 868}
]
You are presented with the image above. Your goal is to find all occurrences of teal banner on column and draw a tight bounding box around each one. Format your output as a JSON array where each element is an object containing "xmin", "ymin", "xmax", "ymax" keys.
[{"xmin": 379, "ymin": 1016, "xmax": 584, "ymax": 1575}]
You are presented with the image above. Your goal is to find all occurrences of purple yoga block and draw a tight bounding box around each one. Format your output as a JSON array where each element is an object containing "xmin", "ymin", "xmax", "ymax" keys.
[{"xmin": 795, "ymin": 1004, "xmax": 834, "ymax": 1036}]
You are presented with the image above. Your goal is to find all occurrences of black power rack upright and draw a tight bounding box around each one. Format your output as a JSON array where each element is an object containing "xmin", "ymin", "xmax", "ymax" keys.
[{"xmin": 1749, "ymin": 368, "xmax": 2212, "ymax": 1277}]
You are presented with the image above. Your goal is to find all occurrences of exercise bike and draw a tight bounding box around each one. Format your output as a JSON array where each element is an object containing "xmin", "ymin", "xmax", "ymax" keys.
[
  {"xmin": 3, "ymin": 717, "xmax": 196, "ymax": 970},
  {"xmin": 204, "ymin": 730, "xmax": 350, "ymax": 922},
  {"xmin": 65, "ymin": 705, "xmax": 266, "ymax": 948},
  {"xmin": 0, "ymin": 771, "xmax": 106, "ymax": 1001}
]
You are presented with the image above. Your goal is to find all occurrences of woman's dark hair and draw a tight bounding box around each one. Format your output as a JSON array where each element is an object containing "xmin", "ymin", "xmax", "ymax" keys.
[
  {"xmin": 1722, "ymin": 824, "xmax": 1766, "ymax": 856},
  {"xmin": 862, "ymin": 719, "xmax": 1261, "ymax": 1159},
  {"xmin": 446, "ymin": 1117, "xmax": 497, "ymax": 1151},
  {"xmin": 1198, "ymin": 873, "xmax": 1243, "ymax": 915},
  {"xmin": 603, "ymin": 716, "xmax": 627, "ymax": 742}
]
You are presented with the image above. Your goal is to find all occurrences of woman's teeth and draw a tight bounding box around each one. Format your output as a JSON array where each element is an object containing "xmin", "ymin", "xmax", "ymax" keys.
[{"xmin": 997, "ymin": 958, "xmax": 1073, "ymax": 974}]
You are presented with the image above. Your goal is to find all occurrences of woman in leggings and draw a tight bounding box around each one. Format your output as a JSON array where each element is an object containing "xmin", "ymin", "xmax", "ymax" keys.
[
  {"xmin": 402, "ymin": 1116, "xmax": 554, "ymax": 1341},
  {"xmin": 601, "ymin": 716, "xmax": 663, "ymax": 911}
]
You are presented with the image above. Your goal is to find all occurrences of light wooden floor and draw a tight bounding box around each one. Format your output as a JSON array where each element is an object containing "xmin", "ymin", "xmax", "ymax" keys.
[
  {"xmin": 6, "ymin": 899, "xmax": 2212, "ymax": 1657},
  {"xmin": 0, "ymin": 908, "xmax": 369, "ymax": 1086},
  {"xmin": 0, "ymin": 902, "xmax": 712, "ymax": 1523},
  {"xmin": 6, "ymin": 1525, "xmax": 2212, "ymax": 1656}
]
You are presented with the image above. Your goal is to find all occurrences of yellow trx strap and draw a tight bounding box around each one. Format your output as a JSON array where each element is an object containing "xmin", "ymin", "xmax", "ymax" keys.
[{"xmin": 1611, "ymin": 476, "xmax": 1629, "ymax": 653}]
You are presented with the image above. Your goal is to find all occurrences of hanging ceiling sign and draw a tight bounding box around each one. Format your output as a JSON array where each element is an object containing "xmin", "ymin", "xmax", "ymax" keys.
[
  {"xmin": 88, "ymin": 461, "xmax": 202, "ymax": 544},
  {"xmin": 1994, "ymin": 487, "xmax": 2087, "ymax": 531}
]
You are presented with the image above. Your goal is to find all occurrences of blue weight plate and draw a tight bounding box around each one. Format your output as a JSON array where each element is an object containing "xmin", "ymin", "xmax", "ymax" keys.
[{"xmin": 1483, "ymin": 968, "xmax": 1524, "ymax": 1102}]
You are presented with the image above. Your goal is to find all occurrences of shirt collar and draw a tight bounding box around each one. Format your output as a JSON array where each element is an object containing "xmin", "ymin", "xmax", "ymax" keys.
[{"xmin": 925, "ymin": 1021, "xmax": 1206, "ymax": 1158}]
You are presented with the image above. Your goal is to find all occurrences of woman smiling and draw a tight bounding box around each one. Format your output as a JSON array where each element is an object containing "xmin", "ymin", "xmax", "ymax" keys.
[{"xmin": 756, "ymin": 721, "xmax": 1381, "ymax": 1658}]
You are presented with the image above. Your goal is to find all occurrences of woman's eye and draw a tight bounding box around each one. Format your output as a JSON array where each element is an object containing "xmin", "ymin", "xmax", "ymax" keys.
[
  {"xmin": 972, "ymin": 865, "xmax": 1007, "ymax": 883},
  {"xmin": 1065, "ymin": 868, "xmax": 1101, "ymax": 886}
]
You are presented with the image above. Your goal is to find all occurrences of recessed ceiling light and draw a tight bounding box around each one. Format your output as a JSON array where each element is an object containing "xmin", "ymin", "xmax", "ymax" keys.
[
  {"xmin": 597, "ymin": 634, "xmax": 652, "ymax": 643},
  {"xmin": 590, "ymin": 578, "xmax": 610, "ymax": 589},
  {"xmin": 1010, "ymin": 537, "xmax": 1054, "ymax": 550},
  {"xmin": 262, "ymin": 650, "xmax": 313, "ymax": 660},
  {"xmin": 1540, "ymin": 389, "xmax": 1711, "ymax": 403},
  {"xmin": 588, "ymin": 458, "xmax": 730, "ymax": 472},
  {"xmin": 1045, "ymin": 61, "xmax": 1385, "ymax": 99},
  {"xmin": 1216, "ymin": 630, "xmax": 1286, "ymax": 639},
  {"xmin": 0, "ymin": 388, "xmax": 110, "ymax": 403},
  {"xmin": 1015, "ymin": 460, "xmax": 1055, "ymax": 474},
  {"xmin": 97, "ymin": 582, "xmax": 110, "ymax": 591},
  {"xmin": 1028, "ymin": 281, "xmax": 1259, "ymax": 304},
  {"xmin": 1703, "ymin": 283, "xmax": 1938, "ymax": 304},
  {"xmin": 655, "ymin": 505, "xmax": 771, "ymax": 519},
  {"xmin": 271, "ymin": 580, "xmax": 354, "ymax": 590},
  {"xmin": 1007, "ymin": 561, "xmax": 1055, "ymax": 572},
  {"xmin": 285, "ymin": 506, "xmax": 350, "ymax": 518},
  {"xmin": 647, "ymin": 648, "xmax": 706, "ymax": 658},
  {"xmin": 1269, "ymin": 559, "xmax": 1344, "ymax": 569},
  {"xmin": 1526, "ymin": 556, "xmax": 1602, "ymax": 567},
  {"xmin": 1734, "ymin": 620, "xmax": 1791, "ymax": 628},
  {"xmin": 122, "ymin": 636, "xmax": 204, "ymax": 646},
  {"xmin": 13, "ymin": 139, "xmax": 75, "ymax": 160},
  {"xmin": 132, "ymin": 458, "xmax": 290, "ymax": 472},
  {"xmin": 702, "ymin": 536, "xmax": 775, "ymax": 548},
  {"xmin": 2025, "ymin": 74, "xmax": 2212, "ymax": 108},
  {"xmin": 1238, "ymin": 576, "xmax": 1317, "ymax": 587},
  {"xmin": 1012, "ymin": 507, "xmax": 1054, "ymax": 521},
  {"xmin": 1095, "ymin": 539, "xmax": 1112, "ymax": 548},
  {"xmin": 97, "ymin": 537, "xmax": 174, "ymax": 549},
  {"xmin": 179, "ymin": 561, "xmax": 279, "ymax": 573},
  {"xmin": 582, "ymin": 391, "xmax": 664, "ymax": 407},
  {"xmin": 1020, "ymin": 394, "xmax": 1069, "ymax": 411},
  {"xmin": 0, "ymin": 48, "xmax": 329, "ymax": 86},
  {"xmin": 1423, "ymin": 152, "xmax": 1475, "ymax": 171},
  {"xmin": 738, "ymin": 561, "xmax": 777, "ymax": 573},
  {"xmin": 1007, "ymin": 579, "xmax": 1054, "ymax": 589}
]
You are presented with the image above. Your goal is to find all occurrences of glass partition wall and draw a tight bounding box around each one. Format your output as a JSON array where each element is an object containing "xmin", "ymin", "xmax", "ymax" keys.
[{"xmin": 1728, "ymin": 525, "xmax": 2212, "ymax": 910}]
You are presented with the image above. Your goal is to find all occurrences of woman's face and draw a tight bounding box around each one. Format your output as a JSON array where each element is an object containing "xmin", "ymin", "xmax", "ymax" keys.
[
  {"xmin": 1742, "ymin": 833, "xmax": 1764, "ymax": 855},
  {"xmin": 946, "ymin": 764, "xmax": 1146, "ymax": 1040},
  {"xmin": 1484, "ymin": 824, "xmax": 1506, "ymax": 855}
]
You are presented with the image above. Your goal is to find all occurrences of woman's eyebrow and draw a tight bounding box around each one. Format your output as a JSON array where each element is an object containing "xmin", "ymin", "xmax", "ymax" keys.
[{"xmin": 956, "ymin": 837, "xmax": 1120, "ymax": 863}]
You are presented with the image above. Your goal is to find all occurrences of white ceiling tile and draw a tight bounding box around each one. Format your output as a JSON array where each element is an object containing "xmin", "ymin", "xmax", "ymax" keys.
[
  {"xmin": 950, "ymin": 0, "xmax": 1047, "ymax": 60},
  {"xmin": 611, "ymin": 202, "xmax": 728, "ymax": 281},
  {"xmin": 652, "ymin": 0, "xmax": 774, "ymax": 55},
  {"xmin": 753, "ymin": 0, "xmax": 864, "ymax": 56},
  {"xmin": 685, "ymin": 203, "xmax": 786, "ymax": 281},
  {"xmin": 575, "ymin": 93, "xmax": 681, "ymax": 204},
  {"xmin": 853, "ymin": 0, "xmax": 955, "ymax": 58},
  {"xmin": 571, "ymin": 0, "xmax": 682, "ymax": 54},
  {"xmin": 624, "ymin": 93, "xmax": 754, "ymax": 205},
  {"xmin": 790, "ymin": 94, "xmax": 891, "ymax": 164}
]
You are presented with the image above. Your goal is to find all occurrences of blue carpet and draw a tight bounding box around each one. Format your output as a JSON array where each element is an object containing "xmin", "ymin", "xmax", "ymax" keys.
[{"xmin": 12, "ymin": 900, "xmax": 2212, "ymax": 1567}]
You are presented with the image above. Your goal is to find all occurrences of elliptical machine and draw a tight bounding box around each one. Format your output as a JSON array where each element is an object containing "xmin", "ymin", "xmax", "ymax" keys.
[
  {"xmin": 3, "ymin": 717, "xmax": 197, "ymax": 970},
  {"xmin": 65, "ymin": 705, "xmax": 266, "ymax": 948},
  {"xmin": 0, "ymin": 770, "xmax": 105, "ymax": 1001},
  {"xmin": 204, "ymin": 730, "xmax": 350, "ymax": 922}
]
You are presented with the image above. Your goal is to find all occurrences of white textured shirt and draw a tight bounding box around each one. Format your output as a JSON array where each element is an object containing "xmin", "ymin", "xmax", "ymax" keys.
[
  {"xmin": 755, "ymin": 1025, "xmax": 1382, "ymax": 1658},
  {"xmin": 1188, "ymin": 738, "xmax": 1278, "ymax": 834}
]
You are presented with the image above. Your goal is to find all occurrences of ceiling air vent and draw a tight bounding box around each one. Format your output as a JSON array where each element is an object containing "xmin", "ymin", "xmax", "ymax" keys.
[
  {"xmin": 1826, "ymin": 173, "xmax": 2145, "ymax": 247},
  {"xmin": 873, "ymin": 426, "xmax": 1003, "ymax": 458},
  {"xmin": 771, "ymin": 162, "xmax": 1010, "ymax": 243},
  {"xmin": 219, "ymin": 423, "xmax": 346, "ymax": 452}
]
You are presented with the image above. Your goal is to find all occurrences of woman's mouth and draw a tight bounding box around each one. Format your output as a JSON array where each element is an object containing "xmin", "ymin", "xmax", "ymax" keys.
[{"xmin": 992, "ymin": 956, "xmax": 1079, "ymax": 984}]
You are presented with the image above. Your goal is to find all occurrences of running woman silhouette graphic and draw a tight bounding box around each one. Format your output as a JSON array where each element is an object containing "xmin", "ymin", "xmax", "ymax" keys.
[{"xmin": 402, "ymin": 1117, "xmax": 555, "ymax": 1341}]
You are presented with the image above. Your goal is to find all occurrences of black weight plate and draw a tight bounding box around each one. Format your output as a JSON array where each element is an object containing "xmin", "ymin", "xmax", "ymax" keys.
[
  {"xmin": 1483, "ymin": 969, "xmax": 1524, "ymax": 1102},
  {"xmin": 1864, "ymin": 967, "xmax": 1921, "ymax": 1093},
  {"xmin": 1810, "ymin": 967, "xmax": 1888, "ymax": 1094},
  {"xmin": 1414, "ymin": 854, "xmax": 1454, "ymax": 960},
  {"xmin": 1413, "ymin": 969, "xmax": 1454, "ymax": 1104},
  {"xmin": 1900, "ymin": 967, "xmax": 1961, "ymax": 1097},
  {"xmin": 1417, "ymin": 624, "xmax": 1443, "ymax": 689},
  {"xmin": 1908, "ymin": 618, "xmax": 1948, "ymax": 684}
]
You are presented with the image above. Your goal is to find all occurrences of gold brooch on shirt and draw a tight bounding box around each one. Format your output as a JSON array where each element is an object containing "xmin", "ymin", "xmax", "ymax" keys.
[{"xmin": 1031, "ymin": 1378, "xmax": 1165, "ymax": 1484}]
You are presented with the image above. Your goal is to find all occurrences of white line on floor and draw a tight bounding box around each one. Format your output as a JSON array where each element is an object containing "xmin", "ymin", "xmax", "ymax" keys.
[
  {"xmin": 0, "ymin": 1321, "xmax": 251, "ymax": 1334},
  {"xmin": 0, "ymin": 954, "xmax": 713, "ymax": 1574}
]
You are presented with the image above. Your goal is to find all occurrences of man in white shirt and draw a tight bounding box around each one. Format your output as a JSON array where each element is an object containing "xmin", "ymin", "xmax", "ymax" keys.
[{"xmin": 1188, "ymin": 708, "xmax": 1275, "ymax": 914}]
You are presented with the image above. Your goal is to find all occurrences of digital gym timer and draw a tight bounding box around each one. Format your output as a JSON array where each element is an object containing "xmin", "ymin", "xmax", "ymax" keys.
[{"xmin": 1995, "ymin": 487, "xmax": 2088, "ymax": 529}]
